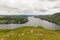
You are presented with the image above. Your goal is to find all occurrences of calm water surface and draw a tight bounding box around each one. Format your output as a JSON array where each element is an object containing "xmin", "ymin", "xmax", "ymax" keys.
[{"xmin": 0, "ymin": 17, "xmax": 60, "ymax": 30}]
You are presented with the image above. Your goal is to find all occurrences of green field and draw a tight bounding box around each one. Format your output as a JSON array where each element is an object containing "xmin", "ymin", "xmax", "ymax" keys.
[{"xmin": 0, "ymin": 26, "xmax": 60, "ymax": 40}]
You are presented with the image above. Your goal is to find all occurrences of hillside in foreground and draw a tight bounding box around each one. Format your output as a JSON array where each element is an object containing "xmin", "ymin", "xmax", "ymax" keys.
[{"xmin": 0, "ymin": 26, "xmax": 60, "ymax": 40}]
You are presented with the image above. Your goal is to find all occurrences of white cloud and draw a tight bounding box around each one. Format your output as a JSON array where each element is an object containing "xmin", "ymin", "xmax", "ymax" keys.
[{"xmin": 0, "ymin": 0, "xmax": 60, "ymax": 15}]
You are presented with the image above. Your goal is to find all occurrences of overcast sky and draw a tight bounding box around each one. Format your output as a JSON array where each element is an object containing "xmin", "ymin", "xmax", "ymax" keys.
[{"xmin": 0, "ymin": 0, "xmax": 60, "ymax": 15}]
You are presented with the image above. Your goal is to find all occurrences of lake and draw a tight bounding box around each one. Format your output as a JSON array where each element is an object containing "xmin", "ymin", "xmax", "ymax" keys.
[{"xmin": 0, "ymin": 16, "xmax": 60, "ymax": 30}]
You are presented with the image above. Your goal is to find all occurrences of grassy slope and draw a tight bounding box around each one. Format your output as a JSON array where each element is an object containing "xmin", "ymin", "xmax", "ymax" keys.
[{"xmin": 0, "ymin": 26, "xmax": 60, "ymax": 40}]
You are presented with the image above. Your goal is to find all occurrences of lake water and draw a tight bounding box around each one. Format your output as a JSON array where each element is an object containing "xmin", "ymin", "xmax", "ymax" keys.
[{"xmin": 0, "ymin": 16, "xmax": 60, "ymax": 30}]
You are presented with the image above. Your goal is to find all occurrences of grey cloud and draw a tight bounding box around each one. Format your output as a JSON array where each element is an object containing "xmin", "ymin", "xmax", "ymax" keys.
[{"xmin": 0, "ymin": 0, "xmax": 60, "ymax": 15}]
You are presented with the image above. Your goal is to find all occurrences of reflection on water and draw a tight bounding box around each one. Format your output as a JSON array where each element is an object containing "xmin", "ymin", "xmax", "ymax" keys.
[{"xmin": 0, "ymin": 17, "xmax": 60, "ymax": 30}]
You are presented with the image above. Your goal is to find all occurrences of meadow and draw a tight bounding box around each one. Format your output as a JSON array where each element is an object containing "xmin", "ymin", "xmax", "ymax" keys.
[{"xmin": 0, "ymin": 26, "xmax": 60, "ymax": 40}]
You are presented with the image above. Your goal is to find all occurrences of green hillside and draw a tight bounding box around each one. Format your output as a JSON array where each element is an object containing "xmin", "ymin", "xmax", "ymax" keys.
[
  {"xmin": 37, "ymin": 12, "xmax": 60, "ymax": 26},
  {"xmin": 46, "ymin": 12, "xmax": 60, "ymax": 25},
  {"xmin": 0, "ymin": 26, "xmax": 60, "ymax": 40}
]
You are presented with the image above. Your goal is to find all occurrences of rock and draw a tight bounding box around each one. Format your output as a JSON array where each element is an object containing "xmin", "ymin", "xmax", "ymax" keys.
[
  {"xmin": 1, "ymin": 38, "xmax": 4, "ymax": 40},
  {"xmin": 30, "ymin": 30, "xmax": 34, "ymax": 34},
  {"xmin": 38, "ymin": 34, "xmax": 44, "ymax": 36},
  {"xmin": 21, "ymin": 33, "xmax": 25, "ymax": 36}
]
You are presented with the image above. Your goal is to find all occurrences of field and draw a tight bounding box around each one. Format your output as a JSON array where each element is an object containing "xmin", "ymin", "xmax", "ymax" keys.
[{"xmin": 0, "ymin": 26, "xmax": 60, "ymax": 40}]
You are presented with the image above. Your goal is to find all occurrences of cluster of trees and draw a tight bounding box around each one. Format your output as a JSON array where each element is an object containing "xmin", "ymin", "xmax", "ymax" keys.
[{"xmin": 0, "ymin": 16, "xmax": 28, "ymax": 24}]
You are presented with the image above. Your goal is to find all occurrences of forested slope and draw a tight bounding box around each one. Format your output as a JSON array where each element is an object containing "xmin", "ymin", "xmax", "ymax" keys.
[{"xmin": 0, "ymin": 15, "xmax": 28, "ymax": 24}]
